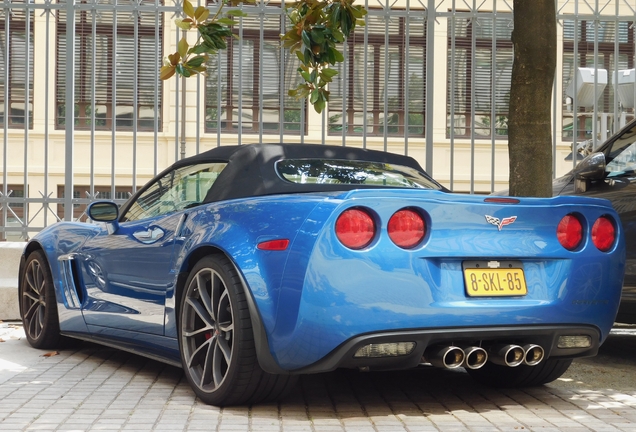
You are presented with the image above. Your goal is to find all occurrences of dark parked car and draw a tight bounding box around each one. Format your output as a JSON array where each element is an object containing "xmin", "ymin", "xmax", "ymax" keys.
[{"xmin": 553, "ymin": 120, "xmax": 636, "ymax": 323}]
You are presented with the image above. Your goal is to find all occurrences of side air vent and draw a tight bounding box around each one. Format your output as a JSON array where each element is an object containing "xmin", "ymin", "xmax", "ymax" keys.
[{"xmin": 58, "ymin": 254, "xmax": 83, "ymax": 309}]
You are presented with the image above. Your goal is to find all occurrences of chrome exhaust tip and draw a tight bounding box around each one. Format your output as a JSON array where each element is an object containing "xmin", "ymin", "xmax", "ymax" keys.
[
  {"xmin": 462, "ymin": 346, "xmax": 488, "ymax": 370},
  {"xmin": 424, "ymin": 345, "xmax": 465, "ymax": 369},
  {"xmin": 488, "ymin": 344, "xmax": 525, "ymax": 367},
  {"xmin": 523, "ymin": 344, "xmax": 544, "ymax": 366}
]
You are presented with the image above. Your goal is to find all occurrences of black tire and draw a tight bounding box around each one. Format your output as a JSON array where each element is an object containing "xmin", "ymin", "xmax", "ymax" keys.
[
  {"xmin": 19, "ymin": 250, "xmax": 63, "ymax": 349},
  {"xmin": 466, "ymin": 357, "xmax": 573, "ymax": 388},
  {"xmin": 179, "ymin": 254, "xmax": 296, "ymax": 406}
]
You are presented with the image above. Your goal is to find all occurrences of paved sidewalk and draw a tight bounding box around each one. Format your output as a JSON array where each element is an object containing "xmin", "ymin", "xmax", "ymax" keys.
[{"xmin": 0, "ymin": 321, "xmax": 635, "ymax": 431}]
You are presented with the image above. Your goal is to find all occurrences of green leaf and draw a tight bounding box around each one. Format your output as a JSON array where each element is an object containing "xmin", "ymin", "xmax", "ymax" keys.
[
  {"xmin": 190, "ymin": 43, "xmax": 214, "ymax": 55},
  {"xmin": 301, "ymin": 30, "xmax": 312, "ymax": 48},
  {"xmin": 194, "ymin": 6, "xmax": 209, "ymax": 22},
  {"xmin": 295, "ymin": 50, "xmax": 305, "ymax": 62},
  {"xmin": 185, "ymin": 55, "xmax": 207, "ymax": 68},
  {"xmin": 333, "ymin": 48, "xmax": 344, "ymax": 63},
  {"xmin": 175, "ymin": 18, "xmax": 192, "ymax": 31},
  {"xmin": 329, "ymin": 4, "xmax": 341, "ymax": 28},
  {"xmin": 331, "ymin": 29, "xmax": 344, "ymax": 43},
  {"xmin": 300, "ymin": 71, "xmax": 311, "ymax": 82},
  {"xmin": 217, "ymin": 18, "xmax": 238, "ymax": 26},
  {"xmin": 310, "ymin": 89, "xmax": 320, "ymax": 104},
  {"xmin": 310, "ymin": 28, "xmax": 325, "ymax": 44},
  {"xmin": 183, "ymin": 0, "xmax": 195, "ymax": 19},
  {"xmin": 227, "ymin": 9, "xmax": 248, "ymax": 17},
  {"xmin": 178, "ymin": 37, "xmax": 189, "ymax": 59},
  {"xmin": 322, "ymin": 67, "xmax": 338, "ymax": 78},
  {"xmin": 349, "ymin": 5, "xmax": 367, "ymax": 19},
  {"xmin": 314, "ymin": 97, "xmax": 325, "ymax": 113}
]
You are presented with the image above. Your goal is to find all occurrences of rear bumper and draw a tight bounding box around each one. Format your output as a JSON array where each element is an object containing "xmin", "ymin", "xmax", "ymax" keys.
[{"xmin": 285, "ymin": 325, "xmax": 600, "ymax": 374}]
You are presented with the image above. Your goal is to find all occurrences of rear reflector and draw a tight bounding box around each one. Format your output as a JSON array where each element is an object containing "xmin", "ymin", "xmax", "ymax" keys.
[
  {"xmin": 557, "ymin": 335, "xmax": 592, "ymax": 349},
  {"xmin": 335, "ymin": 208, "xmax": 376, "ymax": 249},
  {"xmin": 388, "ymin": 209, "xmax": 426, "ymax": 249},
  {"xmin": 257, "ymin": 239, "xmax": 290, "ymax": 251},
  {"xmin": 557, "ymin": 214, "xmax": 583, "ymax": 250},
  {"xmin": 354, "ymin": 342, "xmax": 416, "ymax": 358},
  {"xmin": 591, "ymin": 216, "xmax": 616, "ymax": 252}
]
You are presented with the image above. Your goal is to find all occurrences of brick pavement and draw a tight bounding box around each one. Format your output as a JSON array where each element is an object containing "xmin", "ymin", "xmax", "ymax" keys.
[{"xmin": 0, "ymin": 322, "xmax": 635, "ymax": 432}]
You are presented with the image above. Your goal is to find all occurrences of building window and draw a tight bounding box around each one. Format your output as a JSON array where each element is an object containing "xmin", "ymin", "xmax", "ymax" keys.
[
  {"xmin": 57, "ymin": 185, "xmax": 132, "ymax": 222},
  {"xmin": 205, "ymin": 13, "xmax": 306, "ymax": 134},
  {"xmin": 562, "ymin": 20, "xmax": 634, "ymax": 143},
  {"xmin": 328, "ymin": 13, "xmax": 426, "ymax": 136},
  {"xmin": 0, "ymin": 185, "xmax": 25, "ymax": 241},
  {"xmin": 446, "ymin": 13, "xmax": 513, "ymax": 138},
  {"xmin": 0, "ymin": 0, "xmax": 34, "ymax": 129},
  {"xmin": 56, "ymin": 0, "xmax": 163, "ymax": 131}
]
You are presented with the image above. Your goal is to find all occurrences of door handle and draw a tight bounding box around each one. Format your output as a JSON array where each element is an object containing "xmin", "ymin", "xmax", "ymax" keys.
[{"xmin": 133, "ymin": 227, "xmax": 165, "ymax": 243}]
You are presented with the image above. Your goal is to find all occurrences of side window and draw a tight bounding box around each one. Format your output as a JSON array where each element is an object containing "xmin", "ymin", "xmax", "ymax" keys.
[
  {"xmin": 606, "ymin": 127, "xmax": 636, "ymax": 177},
  {"xmin": 122, "ymin": 162, "xmax": 227, "ymax": 222}
]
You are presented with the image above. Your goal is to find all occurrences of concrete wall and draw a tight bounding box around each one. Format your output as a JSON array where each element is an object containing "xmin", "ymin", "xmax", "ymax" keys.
[{"xmin": 0, "ymin": 243, "xmax": 25, "ymax": 320}]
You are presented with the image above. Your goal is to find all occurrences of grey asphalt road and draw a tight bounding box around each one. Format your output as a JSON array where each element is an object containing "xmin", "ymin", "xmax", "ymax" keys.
[{"xmin": 0, "ymin": 321, "xmax": 635, "ymax": 431}]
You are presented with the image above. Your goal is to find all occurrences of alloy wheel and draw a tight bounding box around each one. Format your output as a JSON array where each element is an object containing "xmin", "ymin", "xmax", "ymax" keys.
[
  {"xmin": 22, "ymin": 258, "xmax": 47, "ymax": 341},
  {"xmin": 181, "ymin": 267, "xmax": 235, "ymax": 392}
]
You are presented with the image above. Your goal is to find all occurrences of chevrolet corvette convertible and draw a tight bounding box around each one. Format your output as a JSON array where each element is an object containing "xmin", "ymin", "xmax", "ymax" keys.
[{"xmin": 19, "ymin": 143, "xmax": 625, "ymax": 406}]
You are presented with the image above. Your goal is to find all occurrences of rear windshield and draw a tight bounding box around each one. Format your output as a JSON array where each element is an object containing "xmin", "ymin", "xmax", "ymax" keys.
[{"xmin": 276, "ymin": 159, "xmax": 441, "ymax": 189}]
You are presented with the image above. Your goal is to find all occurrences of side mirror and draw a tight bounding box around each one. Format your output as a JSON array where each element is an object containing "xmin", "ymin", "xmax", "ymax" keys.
[
  {"xmin": 87, "ymin": 201, "xmax": 120, "ymax": 234},
  {"xmin": 573, "ymin": 152, "xmax": 606, "ymax": 193},
  {"xmin": 574, "ymin": 152, "xmax": 606, "ymax": 179}
]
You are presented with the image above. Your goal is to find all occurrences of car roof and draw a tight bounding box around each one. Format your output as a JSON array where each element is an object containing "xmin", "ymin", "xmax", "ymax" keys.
[{"xmin": 173, "ymin": 143, "xmax": 434, "ymax": 202}]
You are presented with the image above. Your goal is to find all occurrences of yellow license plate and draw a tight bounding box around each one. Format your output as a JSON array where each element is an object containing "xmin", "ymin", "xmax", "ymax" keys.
[{"xmin": 463, "ymin": 267, "xmax": 528, "ymax": 297}]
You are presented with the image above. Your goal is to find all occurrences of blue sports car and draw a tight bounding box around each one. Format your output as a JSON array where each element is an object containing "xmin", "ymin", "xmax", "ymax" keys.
[{"xmin": 19, "ymin": 144, "xmax": 625, "ymax": 406}]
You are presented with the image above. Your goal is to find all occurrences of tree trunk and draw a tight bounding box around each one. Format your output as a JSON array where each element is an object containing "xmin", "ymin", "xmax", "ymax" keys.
[{"xmin": 508, "ymin": 0, "xmax": 557, "ymax": 197}]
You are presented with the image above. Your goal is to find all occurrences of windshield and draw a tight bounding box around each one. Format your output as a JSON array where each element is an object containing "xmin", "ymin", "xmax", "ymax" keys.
[{"xmin": 276, "ymin": 159, "xmax": 441, "ymax": 190}]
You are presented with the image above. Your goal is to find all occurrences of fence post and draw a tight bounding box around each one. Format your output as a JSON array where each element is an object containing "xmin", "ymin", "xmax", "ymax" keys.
[
  {"xmin": 64, "ymin": 0, "xmax": 75, "ymax": 221},
  {"xmin": 425, "ymin": 0, "xmax": 435, "ymax": 175}
]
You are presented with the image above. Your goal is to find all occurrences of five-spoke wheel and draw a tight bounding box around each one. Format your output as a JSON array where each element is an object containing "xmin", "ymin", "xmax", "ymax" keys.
[
  {"xmin": 179, "ymin": 254, "xmax": 297, "ymax": 406},
  {"xmin": 19, "ymin": 250, "xmax": 62, "ymax": 349},
  {"xmin": 181, "ymin": 260, "xmax": 236, "ymax": 394}
]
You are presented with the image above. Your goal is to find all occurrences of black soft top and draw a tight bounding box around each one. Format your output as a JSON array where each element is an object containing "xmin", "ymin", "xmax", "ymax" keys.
[
  {"xmin": 179, "ymin": 143, "xmax": 435, "ymax": 202},
  {"xmin": 123, "ymin": 144, "xmax": 437, "ymax": 205}
]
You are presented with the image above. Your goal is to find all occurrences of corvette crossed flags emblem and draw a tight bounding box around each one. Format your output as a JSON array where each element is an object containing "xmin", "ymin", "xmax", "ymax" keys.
[{"xmin": 485, "ymin": 215, "xmax": 517, "ymax": 231}]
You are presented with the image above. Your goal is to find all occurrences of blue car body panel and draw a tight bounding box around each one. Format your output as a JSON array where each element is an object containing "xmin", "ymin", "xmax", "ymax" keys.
[{"xmin": 21, "ymin": 144, "xmax": 626, "ymax": 374}]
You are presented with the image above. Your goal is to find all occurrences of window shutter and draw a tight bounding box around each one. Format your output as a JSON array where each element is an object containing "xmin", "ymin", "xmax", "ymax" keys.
[
  {"xmin": 56, "ymin": 0, "xmax": 162, "ymax": 130},
  {"xmin": 0, "ymin": 1, "xmax": 34, "ymax": 128}
]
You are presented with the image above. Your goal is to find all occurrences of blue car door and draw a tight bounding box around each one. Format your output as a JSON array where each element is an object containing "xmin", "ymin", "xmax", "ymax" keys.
[
  {"xmin": 78, "ymin": 212, "xmax": 183, "ymax": 335},
  {"xmin": 77, "ymin": 161, "xmax": 226, "ymax": 336}
]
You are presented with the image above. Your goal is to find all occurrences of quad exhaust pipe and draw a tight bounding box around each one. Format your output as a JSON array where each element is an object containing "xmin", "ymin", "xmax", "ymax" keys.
[
  {"xmin": 424, "ymin": 345, "xmax": 488, "ymax": 369},
  {"xmin": 424, "ymin": 343, "xmax": 544, "ymax": 369},
  {"xmin": 424, "ymin": 345, "xmax": 465, "ymax": 369}
]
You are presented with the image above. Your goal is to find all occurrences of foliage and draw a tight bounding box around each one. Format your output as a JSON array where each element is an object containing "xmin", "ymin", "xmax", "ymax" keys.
[
  {"xmin": 160, "ymin": 0, "xmax": 248, "ymax": 81},
  {"xmin": 281, "ymin": 0, "xmax": 366, "ymax": 113},
  {"xmin": 161, "ymin": 0, "xmax": 366, "ymax": 114}
]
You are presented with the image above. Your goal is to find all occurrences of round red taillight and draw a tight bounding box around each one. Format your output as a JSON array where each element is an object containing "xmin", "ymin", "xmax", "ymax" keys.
[
  {"xmin": 388, "ymin": 209, "xmax": 426, "ymax": 249},
  {"xmin": 335, "ymin": 208, "xmax": 376, "ymax": 249},
  {"xmin": 557, "ymin": 214, "xmax": 583, "ymax": 251},
  {"xmin": 592, "ymin": 216, "xmax": 616, "ymax": 252}
]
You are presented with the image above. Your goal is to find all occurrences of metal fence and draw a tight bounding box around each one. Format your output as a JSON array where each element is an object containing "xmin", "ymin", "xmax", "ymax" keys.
[{"xmin": 1, "ymin": 0, "xmax": 636, "ymax": 240}]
